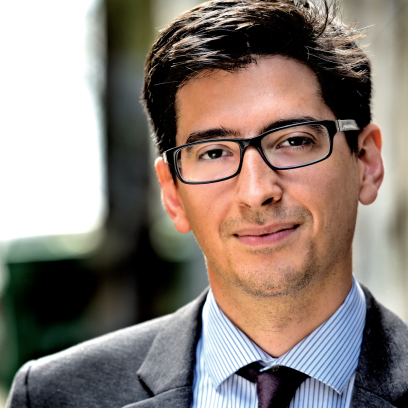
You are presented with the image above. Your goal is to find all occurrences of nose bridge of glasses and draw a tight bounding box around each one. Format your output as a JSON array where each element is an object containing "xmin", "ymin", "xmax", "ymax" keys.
[
  {"xmin": 240, "ymin": 133, "xmax": 265, "ymax": 154},
  {"xmin": 239, "ymin": 136, "xmax": 275, "ymax": 172}
]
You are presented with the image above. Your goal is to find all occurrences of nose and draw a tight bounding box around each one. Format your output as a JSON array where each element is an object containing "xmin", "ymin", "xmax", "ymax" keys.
[{"xmin": 235, "ymin": 146, "xmax": 283, "ymax": 208}]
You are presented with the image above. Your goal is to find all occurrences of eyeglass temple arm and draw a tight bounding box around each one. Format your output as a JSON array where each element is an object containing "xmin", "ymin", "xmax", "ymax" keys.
[{"xmin": 337, "ymin": 119, "xmax": 359, "ymax": 132}]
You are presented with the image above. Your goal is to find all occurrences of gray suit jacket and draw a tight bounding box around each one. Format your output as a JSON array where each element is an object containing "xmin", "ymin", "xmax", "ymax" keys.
[{"xmin": 6, "ymin": 286, "xmax": 408, "ymax": 408}]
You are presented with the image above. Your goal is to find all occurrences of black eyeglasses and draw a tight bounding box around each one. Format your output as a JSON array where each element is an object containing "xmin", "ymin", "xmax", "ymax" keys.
[{"xmin": 163, "ymin": 119, "xmax": 360, "ymax": 185}]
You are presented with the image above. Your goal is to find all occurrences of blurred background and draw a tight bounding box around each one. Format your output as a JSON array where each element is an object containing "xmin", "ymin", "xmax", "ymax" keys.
[{"xmin": 0, "ymin": 0, "xmax": 407, "ymax": 405}]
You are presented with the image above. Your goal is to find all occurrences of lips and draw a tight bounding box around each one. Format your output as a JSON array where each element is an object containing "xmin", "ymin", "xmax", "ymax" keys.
[
  {"xmin": 233, "ymin": 223, "xmax": 300, "ymax": 246},
  {"xmin": 234, "ymin": 223, "xmax": 299, "ymax": 237}
]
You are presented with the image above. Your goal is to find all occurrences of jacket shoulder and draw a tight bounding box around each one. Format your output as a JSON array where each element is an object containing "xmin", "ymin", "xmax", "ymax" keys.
[
  {"xmin": 6, "ymin": 292, "xmax": 206, "ymax": 408},
  {"xmin": 353, "ymin": 286, "xmax": 408, "ymax": 407},
  {"xmin": 30, "ymin": 312, "xmax": 174, "ymax": 374}
]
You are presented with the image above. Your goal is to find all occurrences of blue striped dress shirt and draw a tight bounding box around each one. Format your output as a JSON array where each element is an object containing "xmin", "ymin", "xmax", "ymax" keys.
[{"xmin": 192, "ymin": 277, "xmax": 366, "ymax": 408}]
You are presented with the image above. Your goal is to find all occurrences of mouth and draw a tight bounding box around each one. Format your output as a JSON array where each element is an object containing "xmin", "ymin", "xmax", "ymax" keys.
[{"xmin": 233, "ymin": 224, "xmax": 300, "ymax": 246}]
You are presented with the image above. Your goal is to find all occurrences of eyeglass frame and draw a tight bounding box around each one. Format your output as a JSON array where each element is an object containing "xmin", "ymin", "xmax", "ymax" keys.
[{"xmin": 162, "ymin": 119, "xmax": 360, "ymax": 185}]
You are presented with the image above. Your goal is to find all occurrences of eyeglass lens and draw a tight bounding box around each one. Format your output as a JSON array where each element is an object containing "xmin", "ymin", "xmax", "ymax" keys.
[{"xmin": 175, "ymin": 123, "xmax": 331, "ymax": 183}]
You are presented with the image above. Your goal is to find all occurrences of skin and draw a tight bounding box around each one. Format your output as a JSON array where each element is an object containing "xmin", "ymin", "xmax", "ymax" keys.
[{"xmin": 155, "ymin": 56, "xmax": 384, "ymax": 357}]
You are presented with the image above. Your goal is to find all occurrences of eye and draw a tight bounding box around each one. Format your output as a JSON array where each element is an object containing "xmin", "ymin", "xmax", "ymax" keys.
[
  {"xmin": 199, "ymin": 147, "xmax": 232, "ymax": 160},
  {"xmin": 278, "ymin": 135, "xmax": 315, "ymax": 148}
]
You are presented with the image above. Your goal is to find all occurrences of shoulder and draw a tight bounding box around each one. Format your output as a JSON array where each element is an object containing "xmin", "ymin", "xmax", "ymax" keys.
[
  {"xmin": 7, "ymin": 291, "xmax": 208, "ymax": 408},
  {"xmin": 32, "ymin": 313, "xmax": 173, "ymax": 382},
  {"xmin": 32, "ymin": 312, "xmax": 173, "ymax": 371},
  {"xmin": 7, "ymin": 315, "xmax": 170, "ymax": 408},
  {"xmin": 361, "ymin": 284, "xmax": 408, "ymax": 365},
  {"xmin": 353, "ymin": 285, "xmax": 408, "ymax": 407}
]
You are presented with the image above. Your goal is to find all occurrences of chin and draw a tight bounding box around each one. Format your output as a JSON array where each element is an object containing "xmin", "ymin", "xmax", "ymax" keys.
[{"xmin": 230, "ymin": 257, "xmax": 321, "ymax": 299}]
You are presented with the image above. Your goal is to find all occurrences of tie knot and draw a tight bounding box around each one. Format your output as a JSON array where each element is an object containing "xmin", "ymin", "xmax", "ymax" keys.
[{"xmin": 236, "ymin": 363, "xmax": 309, "ymax": 408}]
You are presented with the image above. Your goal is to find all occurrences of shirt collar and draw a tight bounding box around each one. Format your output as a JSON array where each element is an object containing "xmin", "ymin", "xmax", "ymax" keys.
[{"xmin": 201, "ymin": 277, "xmax": 366, "ymax": 394}]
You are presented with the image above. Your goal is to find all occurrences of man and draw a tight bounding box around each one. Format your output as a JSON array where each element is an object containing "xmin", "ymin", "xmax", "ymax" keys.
[{"xmin": 6, "ymin": 0, "xmax": 408, "ymax": 407}]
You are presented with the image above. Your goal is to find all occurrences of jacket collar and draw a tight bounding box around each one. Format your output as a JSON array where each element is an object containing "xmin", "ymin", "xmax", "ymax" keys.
[
  {"xmin": 134, "ymin": 290, "xmax": 207, "ymax": 405},
  {"xmin": 122, "ymin": 387, "xmax": 193, "ymax": 408}
]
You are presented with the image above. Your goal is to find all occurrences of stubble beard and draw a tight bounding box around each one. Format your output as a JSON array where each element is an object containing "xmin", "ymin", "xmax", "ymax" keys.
[
  {"xmin": 212, "ymin": 205, "xmax": 325, "ymax": 299},
  {"xmin": 222, "ymin": 241, "xmax": 321, "ymax": 299}
]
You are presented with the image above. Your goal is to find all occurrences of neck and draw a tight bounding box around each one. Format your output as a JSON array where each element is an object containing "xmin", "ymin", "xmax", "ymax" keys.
[{"xmin": 209, "ymin": 266, "xmax": 353, "ymax": 358}]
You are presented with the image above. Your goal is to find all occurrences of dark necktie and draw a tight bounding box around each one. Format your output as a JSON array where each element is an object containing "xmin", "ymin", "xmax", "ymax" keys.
[{"xmin": 236, "ymin": 362, "xmax": 309, "ymax": 408}]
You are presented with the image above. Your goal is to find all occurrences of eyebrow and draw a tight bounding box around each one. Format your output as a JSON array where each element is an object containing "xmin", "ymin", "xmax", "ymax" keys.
[
  {"xmin": 185, "ymin": 127, "xmax": 239, "ymax": 144},
  {"xmin": 183, "ymin": 115, "xmax": 318, "ymax": 145},
  {"xmin": 259, "ymin": 116, "xmax": 318, "ymax": 134}
]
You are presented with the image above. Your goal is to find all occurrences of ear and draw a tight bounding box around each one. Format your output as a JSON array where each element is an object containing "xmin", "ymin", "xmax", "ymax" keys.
[
  {"xmin": 155, "ymin": 157, "xmax": 191, "ymax": 233},
  {"xmin": 357, "ymin": 123, "xmax": 385, "ymax": 205}
]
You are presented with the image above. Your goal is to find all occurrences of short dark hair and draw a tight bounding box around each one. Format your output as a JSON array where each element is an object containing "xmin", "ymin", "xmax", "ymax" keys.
[{"xmin": 143, "ymin": 0, "xmax": 371, "ymax": 156}]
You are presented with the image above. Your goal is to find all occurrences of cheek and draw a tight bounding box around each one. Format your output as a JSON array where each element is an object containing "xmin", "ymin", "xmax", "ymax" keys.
[
  {"xmin": 286, "ymin": 157, "xmax": 359, "ymax": 237},
  {"xmin": 179, "ymin": 185, "xmax": 232, "ymax": 244}
]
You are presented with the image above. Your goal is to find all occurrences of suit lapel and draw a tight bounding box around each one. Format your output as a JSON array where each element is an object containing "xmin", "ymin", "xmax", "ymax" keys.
[
  {"xmin": 350, "ymin": 285, "xmax": 408, "ymax": 407},
  {"xmin": 350, "ymin": 386, "xmax": 395, "ymax": 408},
  {"xmin": 122, "ymin": 387, "xmax": 192, "ymax": 408},
  {"xmin": 132, "ymin": 290, "xmax": 208, "ymax": 408}
]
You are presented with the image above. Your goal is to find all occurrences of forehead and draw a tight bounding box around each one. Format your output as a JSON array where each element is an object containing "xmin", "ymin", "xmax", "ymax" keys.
[{"xmin": 175, "ymin": 56, "xmax": 332, "ymax": 145}]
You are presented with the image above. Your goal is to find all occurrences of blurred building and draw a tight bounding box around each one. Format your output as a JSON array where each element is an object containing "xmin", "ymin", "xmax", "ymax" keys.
[
  {"xmin": 343, "ymin": 0, "xmax": 408, "ymax": 320},
  {"xmin": 0, "ymin": 0, "xmax": 205, "ymax": 401}
]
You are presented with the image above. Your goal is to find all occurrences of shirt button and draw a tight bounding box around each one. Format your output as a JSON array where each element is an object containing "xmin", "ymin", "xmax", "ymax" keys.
[{"xmin": 270, "ymin": 365, "xmax": 279, "ymax": 372}]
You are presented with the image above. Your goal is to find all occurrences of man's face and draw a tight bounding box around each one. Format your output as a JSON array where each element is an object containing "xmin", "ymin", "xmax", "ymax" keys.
[{"xmin": 159, "ymin": 56, "xmax": 376, "ymax": 299}]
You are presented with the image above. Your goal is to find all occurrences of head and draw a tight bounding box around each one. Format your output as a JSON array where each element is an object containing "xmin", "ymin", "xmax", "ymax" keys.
[{"xmin": 143, "ymin": 0, "xmax": 384, "ymax": 303}]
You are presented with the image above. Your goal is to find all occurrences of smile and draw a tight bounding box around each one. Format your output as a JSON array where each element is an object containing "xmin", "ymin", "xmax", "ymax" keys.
[{"xmin": 233, "ymin": 224, "xmax": 300, "ymax": 246}]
